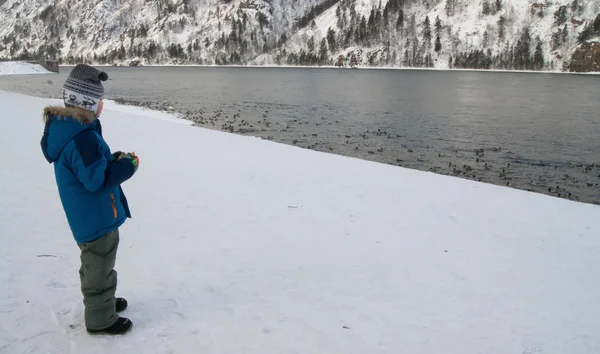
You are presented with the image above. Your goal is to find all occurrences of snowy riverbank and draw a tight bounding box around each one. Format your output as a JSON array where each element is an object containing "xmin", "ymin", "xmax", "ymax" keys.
[
  {"xmin": 0, "ymin": 61, "xmax": 53, "ymax": 76},
  {"xmin": 1, "ymin": 90, "xmax": 599, "ymax": 353},
  {"xmin": 61, "ymin": 62, "xmax": 600, "ymax": 75}
]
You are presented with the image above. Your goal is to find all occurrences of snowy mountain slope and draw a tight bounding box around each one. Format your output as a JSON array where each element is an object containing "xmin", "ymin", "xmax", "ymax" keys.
[
  {"xmin": 256, "ymin": 0, "xmax": 599, "ymax": 70},
  {"xmin": 0, "ymin": 0, "xmax": 322, "ymax": 65},
  {"xmin": 0, "ymin": 0, "xmax": 598, "ymax": 70},
  {"xmin": 2, "ymin": 89, "xmax": 600, "ymax": 353}
]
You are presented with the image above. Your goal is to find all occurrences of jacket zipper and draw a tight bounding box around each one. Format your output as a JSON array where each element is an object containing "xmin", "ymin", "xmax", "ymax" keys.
[{"xmin": 110, "ymin": 193, "xmax": 117, "ymax": 219}]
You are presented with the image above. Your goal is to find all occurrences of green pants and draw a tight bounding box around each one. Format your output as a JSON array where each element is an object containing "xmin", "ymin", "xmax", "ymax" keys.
[{"xmin": 77, "ymin": 229, "xmax": 120, "ymax": 330}]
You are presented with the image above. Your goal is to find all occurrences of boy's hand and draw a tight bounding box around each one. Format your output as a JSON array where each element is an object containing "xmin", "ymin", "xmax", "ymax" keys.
[
  {"xmin": 111, "ymin": 151, "xmax": 125, "ymax": 161},
  {"xmin": 123, "ymin": 152, "xmax": 139, "ymax": 172}
]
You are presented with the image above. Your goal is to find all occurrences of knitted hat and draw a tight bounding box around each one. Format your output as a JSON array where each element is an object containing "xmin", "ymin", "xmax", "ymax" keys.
[{"xmin": 62, "ymin": 64, "xmax": 108, "ymax": 113}]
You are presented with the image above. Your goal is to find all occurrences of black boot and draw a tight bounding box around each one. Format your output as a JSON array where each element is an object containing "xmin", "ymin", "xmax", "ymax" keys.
[
  {"xmin": 87, "ymin": 317, "xmax": 133, "ymax": 335},
  {"xmin": 116, "ymin": 297, "xmax": 128, "ymax": 313}
]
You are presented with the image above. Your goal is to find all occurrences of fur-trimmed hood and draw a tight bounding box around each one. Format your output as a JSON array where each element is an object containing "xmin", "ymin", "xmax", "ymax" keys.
[
  {"xmin": 43, "ymin": 105, "xmax": 96, "ymax": 124},
  {"xmin": 41, "ymin": 106, "xmax": 100, "ymax": 163}
]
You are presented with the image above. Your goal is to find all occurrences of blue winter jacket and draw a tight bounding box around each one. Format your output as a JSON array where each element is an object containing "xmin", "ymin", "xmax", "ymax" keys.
[{"xmin": 41, "ymin": 106, "xmax": 135, "ymax": 244}]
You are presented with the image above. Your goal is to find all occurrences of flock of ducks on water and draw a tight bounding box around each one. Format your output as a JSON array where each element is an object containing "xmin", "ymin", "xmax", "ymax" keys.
[{"xmin": 115, "ymin": 99, "xmax": 599, "ymax": 205}]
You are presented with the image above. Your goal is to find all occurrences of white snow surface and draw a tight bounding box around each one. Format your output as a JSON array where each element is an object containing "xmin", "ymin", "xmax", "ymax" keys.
[
  {"xmin": 0, "ymin": 61, "xmax": 53, "ymax": 76},
  {"xmin": 1, "ymin": 90, "xmax": 600, "ymax": 353}
]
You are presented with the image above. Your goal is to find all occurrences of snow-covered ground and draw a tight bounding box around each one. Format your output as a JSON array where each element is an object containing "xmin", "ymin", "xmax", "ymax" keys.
[
  {"xmin": 1, "ymin": 90, "xmax": 599, "ymax": 353},
  {"xmin": 0, "ymin": 61, "xmax": 53, "ymax": 76}
]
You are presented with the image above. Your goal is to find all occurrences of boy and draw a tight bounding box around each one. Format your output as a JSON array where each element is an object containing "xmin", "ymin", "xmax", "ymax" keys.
[{"xmin": 40, "ymin": 64, "xmax": 139, "ymax": 335}]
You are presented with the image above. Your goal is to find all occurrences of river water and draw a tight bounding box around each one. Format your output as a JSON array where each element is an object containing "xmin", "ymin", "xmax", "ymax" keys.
[{"xmin": 1, "ymin": 66, "xmax": 599, "ymax": 204}]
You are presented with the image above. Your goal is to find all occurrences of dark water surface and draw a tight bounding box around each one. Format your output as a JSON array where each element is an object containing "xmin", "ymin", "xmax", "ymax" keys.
[{"xmin": 2, "ymin": 67, "xmax": 599, "ymax": 204}]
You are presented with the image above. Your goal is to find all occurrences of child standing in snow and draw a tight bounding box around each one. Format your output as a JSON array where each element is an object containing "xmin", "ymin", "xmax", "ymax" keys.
[{"xmin": 41, "ymin": 64, "xmax": 139, "ymax": 335}]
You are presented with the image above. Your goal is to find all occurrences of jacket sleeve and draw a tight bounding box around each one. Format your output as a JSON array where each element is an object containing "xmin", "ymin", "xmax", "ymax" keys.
[{"xmin": 69, "ymin": 130, "xmax": 136, "ymax": 192}]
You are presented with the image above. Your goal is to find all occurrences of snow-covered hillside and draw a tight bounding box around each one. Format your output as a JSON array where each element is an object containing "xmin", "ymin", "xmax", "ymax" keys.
[
  {"xmin": 2, "ymin": 89, "xmax": 600, "ymax": 352},
  {"xmin": 0, "ymin": 0, "xmax": 598, "ymax": 71},
  {"xmin": 256, "ymin": 0, "xmax": 600, "ymax": 71},
  {"xmin": 0, "ymin": 0, "xmax": 321, "ymax": 65}
]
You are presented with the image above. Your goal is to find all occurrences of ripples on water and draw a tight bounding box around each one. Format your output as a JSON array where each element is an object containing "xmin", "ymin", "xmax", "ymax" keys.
[{"xmin": 1, "ymin": 67, "xmax": 599, "ymax": 204}]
